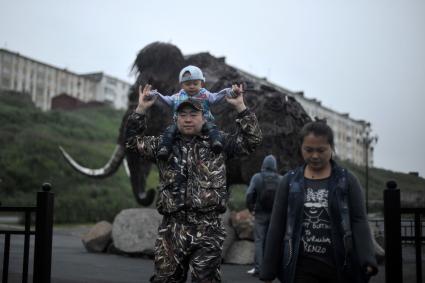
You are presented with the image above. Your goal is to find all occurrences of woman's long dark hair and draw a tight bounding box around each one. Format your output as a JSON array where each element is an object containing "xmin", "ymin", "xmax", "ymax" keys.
[{"xmin": 299, "ymin": 119, "xmax": 335, "ymax": 150}]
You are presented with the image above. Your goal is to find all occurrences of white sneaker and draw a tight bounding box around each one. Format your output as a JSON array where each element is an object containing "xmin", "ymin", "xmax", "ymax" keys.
[{"xmin": 247, "ymin": 268, "xmax": 258, "ymax": 275}]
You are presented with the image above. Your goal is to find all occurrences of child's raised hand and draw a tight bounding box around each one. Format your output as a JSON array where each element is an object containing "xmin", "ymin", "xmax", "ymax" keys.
[
  {"xmin": 225, "ymin": 84, "xmax": 246, "ymax": 113},
  {"xmin": 232, "ymin": 83, "xmax": 244, "ymax": 95},
  {"xmin": 136, "ymin": 84, "xmax": 157, "ymax": 113}
]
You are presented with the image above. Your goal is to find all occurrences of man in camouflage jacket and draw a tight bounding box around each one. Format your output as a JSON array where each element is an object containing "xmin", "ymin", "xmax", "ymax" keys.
[{"xmin": 125, "ymin": 84, "xmax": 262, "ymax": 283}]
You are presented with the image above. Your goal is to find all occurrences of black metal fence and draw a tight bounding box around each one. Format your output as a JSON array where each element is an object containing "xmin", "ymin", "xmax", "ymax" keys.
[
  {"xmin": 370, "ymin": 218, "xmax": 425, "ymax": 244},
  {"xmin": 0, "ymin": 183, "xmax": 54, "ymax": 283},
  {"xmin": 384, "ymin": 180, "xmax": 424, "ymax": 283}
]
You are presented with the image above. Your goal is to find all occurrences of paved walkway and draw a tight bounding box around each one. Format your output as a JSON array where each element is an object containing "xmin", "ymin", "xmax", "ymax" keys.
[
  {"xmin": 0, "ymin": 225, "xmax": 423, "ymax": 282},
  {"xmin": 1, "ymin": 226, "xmax": 261, "ymax": 283}
]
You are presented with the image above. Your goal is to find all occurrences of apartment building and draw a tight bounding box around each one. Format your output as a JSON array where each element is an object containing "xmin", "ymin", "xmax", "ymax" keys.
[
  {"xmin": 237, "ymin": 68, "xmax": 376, "ymax": 166},
  {"xmin": 0, "ymin": 48, "xmax": 130, "ymax": 111}
]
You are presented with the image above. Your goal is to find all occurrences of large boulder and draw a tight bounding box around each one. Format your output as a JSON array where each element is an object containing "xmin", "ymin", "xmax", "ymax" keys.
[
  {"xmin": 224, "ymin": 240, "xmax": 255, "ymax": 264},
  {"xmin": 230, "ymin": 209, "xmax": 254, "ymax": 240},
  {"xmin": 81, "ymin": 221, "xmax": 112, "ymax": 253},
  {"xmin": 112, "ymin": 208, "xmax": 162, "ymax": 256}
]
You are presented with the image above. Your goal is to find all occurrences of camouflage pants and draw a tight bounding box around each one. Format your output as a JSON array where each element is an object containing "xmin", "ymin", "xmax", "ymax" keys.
[{"xmin": 150, "ymin": 215, "xmax": 225, "ymax": 283}]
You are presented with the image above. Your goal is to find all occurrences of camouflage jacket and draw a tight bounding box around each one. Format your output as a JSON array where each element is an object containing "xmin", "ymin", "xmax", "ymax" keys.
[{"xmin": 125, "ymin": 109, "xmax": 262, "ymax": 216}]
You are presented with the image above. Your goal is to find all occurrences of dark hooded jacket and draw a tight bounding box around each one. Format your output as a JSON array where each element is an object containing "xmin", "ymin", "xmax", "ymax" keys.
[{"xmin": 246, "ymin": 155, "xmax": 282, "ymax": 215}]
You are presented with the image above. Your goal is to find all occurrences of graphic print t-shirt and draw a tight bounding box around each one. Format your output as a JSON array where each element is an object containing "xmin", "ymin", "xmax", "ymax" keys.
[{"xmin": 300, "ymin": 177, "xmax": 335, "ymax": 267}]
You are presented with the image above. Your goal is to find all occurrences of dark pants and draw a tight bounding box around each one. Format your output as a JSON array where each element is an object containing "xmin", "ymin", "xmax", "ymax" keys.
[
  {"xmin": 254, "ymin": 213, "xmax": 271, "ymax": 273},
  {"xmin": 150, "ymin": 216, "xmax": 225, "ymax": 283},
  {"xmin": 294, "ymin": 257, "xmax": 340, "ymax": 283}
]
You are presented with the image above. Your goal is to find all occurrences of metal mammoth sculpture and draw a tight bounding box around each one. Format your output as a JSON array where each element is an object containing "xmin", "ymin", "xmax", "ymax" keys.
[{"xmin": 60, "ymin": 42, "xmax": 311, "ymax": 206}]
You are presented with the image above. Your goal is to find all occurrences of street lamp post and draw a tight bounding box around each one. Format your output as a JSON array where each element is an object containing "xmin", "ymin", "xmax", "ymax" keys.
[
  {"xmin": 365, "ymin": 143, "xmax": 369, "ymax": 213},
  {"xmin": 362, "ymin": 130, "xmax": 378, "ymax": 213}
]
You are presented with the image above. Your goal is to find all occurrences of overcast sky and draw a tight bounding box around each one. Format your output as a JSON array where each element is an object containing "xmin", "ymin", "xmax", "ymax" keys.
[{"xmin": 1, "ymin": 0, "xmax": 424, "ymax": 177}]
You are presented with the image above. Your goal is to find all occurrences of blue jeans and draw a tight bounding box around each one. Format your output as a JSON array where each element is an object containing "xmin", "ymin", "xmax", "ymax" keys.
[{"xmin": 254, "ymin": 213, "xmax": 271, "ymax": 273}]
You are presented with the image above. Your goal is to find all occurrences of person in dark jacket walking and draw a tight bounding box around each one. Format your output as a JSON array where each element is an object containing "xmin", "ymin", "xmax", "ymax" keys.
[
  {"xmin": 260, "ymin": 121, "xmax": 378, "ymax": 283},
  {"xmin": 246, "ymin": 155, "xmax": 282, "ymax": 276},
  {"xmin": 126, "ymin": 84, "xmax": 262, "ymax": 283}
]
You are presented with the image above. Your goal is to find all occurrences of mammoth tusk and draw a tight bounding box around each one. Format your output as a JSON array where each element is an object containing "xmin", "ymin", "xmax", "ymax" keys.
[
  {"xmin": 123, "ymin": 157, "xmax": 131, "ymax": 177},
  {"xmin": 59, "ymin": 145, "xmax": 125, "ymax": 178}
]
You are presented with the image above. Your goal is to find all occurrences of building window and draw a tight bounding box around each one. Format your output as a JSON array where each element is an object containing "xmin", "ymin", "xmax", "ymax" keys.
[
  {"xmin": 3, "ymin": 55, "xmax": 12, "ymax": 64},
  {"xmin": 36, "ymin": 86, "xmax": 44, "ymax": 99},
  {"xmin": 107, "ymin": 78, "xmax": 117, "ymax": 86},
  {"xmin": 2, "ymin": 65, "xmax": 11, "ymax": 75},
  {"xmin": 1, "ymin": 76, "xmax": 11, "ymax": 88}
]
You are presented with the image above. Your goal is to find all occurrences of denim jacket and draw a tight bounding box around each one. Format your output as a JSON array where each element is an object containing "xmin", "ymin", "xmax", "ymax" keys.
[{"xmin": 260, "ymin": 161, "xmax": 377, "ymax": 283}]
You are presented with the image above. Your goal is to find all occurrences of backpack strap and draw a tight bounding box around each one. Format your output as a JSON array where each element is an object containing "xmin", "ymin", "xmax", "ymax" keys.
[
  {"xmin": 256, "ymin": 172, "xmax": 265, "ymax": 209},
  {"xmin": 258, "ymin": 171, "xmax": 280, "ymax": 212},
  {"xmin": 260, "ymin": 171, "xmax": 265, "ymax": 188}
]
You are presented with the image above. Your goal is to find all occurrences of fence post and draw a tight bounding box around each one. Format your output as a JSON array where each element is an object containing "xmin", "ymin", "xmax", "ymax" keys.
[
  {"xmin": 414, "ymin": 212, "xmax": 422, "ymax": 283},
  {"xmin": 384, "ymin": 180, "xmax": 403, "ymax": 283},
  {"xmin": 33, "ymin": 183, "xmax": 54, "ymax": 283}
]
